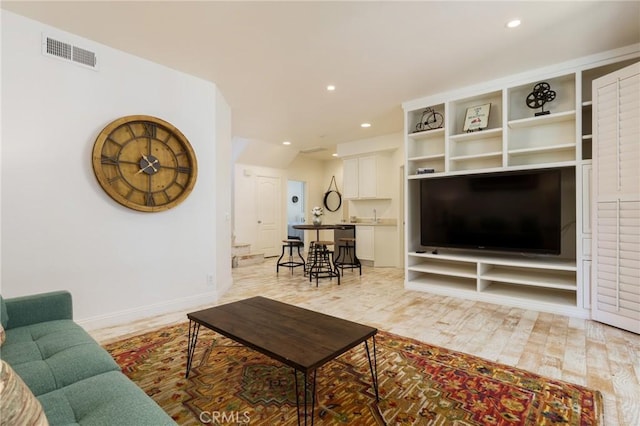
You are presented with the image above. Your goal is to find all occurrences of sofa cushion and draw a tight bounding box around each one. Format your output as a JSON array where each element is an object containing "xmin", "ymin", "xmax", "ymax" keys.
[
  {"xmin": 1, "ymin": 360, "xmax": 49, "ymax": 426},
  {"xmin": 4, "ymin": 321, "xmax": 98, "ymax": 360},
  {"xmin": 3, "ymin": 320, "xmax": 119, "ymax": 396},
  {"xmin": 38, "ymin": 371, "xmax": 175, "ymax": 426},
  {"xmin": 4, "ymin": 291, "xmax": 72, "ymax": 329}
]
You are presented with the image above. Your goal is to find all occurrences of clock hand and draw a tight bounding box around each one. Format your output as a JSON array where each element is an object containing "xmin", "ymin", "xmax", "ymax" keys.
[
  {"xmin": 136, "ymin": 161, "xmax": 154, "ymax": 174},
  {"xmin": 147, "ymin": 159, "xmax": 159, "ymax": 172},
  {"xmin": 136, "ymin": 156, "xmax": 159, "ymax": 174},
  {"xmin": 141, "ymin": 154, "xmax": 159, "ymax": 171}
]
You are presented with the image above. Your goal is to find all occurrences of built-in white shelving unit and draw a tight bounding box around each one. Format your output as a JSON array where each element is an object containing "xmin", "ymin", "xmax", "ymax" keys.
[{"xmin": 402, "ymin": 46, "xmax": 640, "ymax": 318}]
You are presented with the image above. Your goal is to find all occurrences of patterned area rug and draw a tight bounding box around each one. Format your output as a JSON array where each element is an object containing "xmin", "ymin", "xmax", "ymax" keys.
[{"xmin": 104, "ymin": 323, "xmax": 602, "ymax": 425}]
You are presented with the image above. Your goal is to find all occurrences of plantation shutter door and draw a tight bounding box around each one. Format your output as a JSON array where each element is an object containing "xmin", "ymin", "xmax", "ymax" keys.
[{"xmin": 592, "ymin": 62, "xmax": 640, "ymax": 334}]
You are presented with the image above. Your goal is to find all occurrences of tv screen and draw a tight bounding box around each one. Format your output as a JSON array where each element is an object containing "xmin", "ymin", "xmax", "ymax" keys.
[{"xmin": 420, "ymin": 169, "xmax": 562, "ymax": 255}]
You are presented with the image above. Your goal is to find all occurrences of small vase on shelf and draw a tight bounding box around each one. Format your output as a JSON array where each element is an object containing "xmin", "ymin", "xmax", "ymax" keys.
[{"xmin": 312, "ymin": 216, "xmax": 322, "ymax": 226}]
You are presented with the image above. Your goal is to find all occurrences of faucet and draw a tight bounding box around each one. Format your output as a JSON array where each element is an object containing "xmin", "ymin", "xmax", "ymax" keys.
[{"xmin": 373, "ymin": 208, "xmax": 377, "ymax": 223}]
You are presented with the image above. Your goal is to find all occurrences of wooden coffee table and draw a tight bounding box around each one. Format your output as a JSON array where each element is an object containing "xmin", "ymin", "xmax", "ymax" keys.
[{"xmin": 185, "ymin": 296, "xmax": 378, "ymax": 425}]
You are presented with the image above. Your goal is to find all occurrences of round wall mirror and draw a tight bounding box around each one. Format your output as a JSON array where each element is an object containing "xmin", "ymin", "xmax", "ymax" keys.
[{"xmin": 323, "ymin": 190, "xmax": 342, "ymax": 212}]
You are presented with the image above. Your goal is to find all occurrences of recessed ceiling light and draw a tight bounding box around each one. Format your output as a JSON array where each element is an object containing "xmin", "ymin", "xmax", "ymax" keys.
[
  {"xmin": 332, "ymin": 153, "xmax": 338, "ymax": 157},
  {"xmin": 326, "ymin": 85, "xmax": 336, "ymax": 91},
  {"xmin": 361, "ymin": 123, "xmax": 371, "ymax": 128},
  {"xmin": 506, "ymin": 19, "xmax": 521, "ymax": 28},
  {"xmin": 282, "ymin": 141, "xmax": 291, "ymax": 145}
]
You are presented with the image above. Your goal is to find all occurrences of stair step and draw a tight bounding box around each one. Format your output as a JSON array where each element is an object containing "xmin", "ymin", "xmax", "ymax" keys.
[
  {"xmin": 232, "ymin": 243, "xmax": 251, "ymax": 256},
  {"xmin": 233, "ymin": 252, "xmax": 264, "ymax": 268}
]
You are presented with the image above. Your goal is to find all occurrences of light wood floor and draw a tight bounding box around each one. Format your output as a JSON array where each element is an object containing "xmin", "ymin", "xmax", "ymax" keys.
[{"xmin": 91, "ymin": 260, "xmax": 640, "ymax": 425}]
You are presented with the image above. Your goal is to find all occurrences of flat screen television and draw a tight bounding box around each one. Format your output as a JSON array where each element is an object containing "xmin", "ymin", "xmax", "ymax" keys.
[{"xmin": 420, "ymin": 169, "xmax": 562, "ymax": 255}]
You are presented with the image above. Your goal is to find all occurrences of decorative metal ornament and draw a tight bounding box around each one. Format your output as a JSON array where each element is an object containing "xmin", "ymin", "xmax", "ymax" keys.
[
  {"xmin": 526, "ymin": 82, "xmax": 556, "ymax": 116},
  {"xmin": 415, "ymin": 107, "xmax": 444, "ymax": 132}
]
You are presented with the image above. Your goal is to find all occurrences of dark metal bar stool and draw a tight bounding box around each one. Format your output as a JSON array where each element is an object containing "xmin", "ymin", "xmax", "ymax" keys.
[
  {"xmin": 334, "ymin": 237, "xmax": 362, "ymax": 276},
  {"xmin": 308, "ymin": 241, "xmax": 340, "ymax": 286},
  {"xmin": 276, "ymin": 239, "xmax": 305, "ymax": 274}
]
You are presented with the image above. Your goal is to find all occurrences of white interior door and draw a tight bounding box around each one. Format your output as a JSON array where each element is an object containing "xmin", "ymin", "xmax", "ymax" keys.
[{"xmin": 256, "ymin": 175, "xmax": 281, "ymax": 257}]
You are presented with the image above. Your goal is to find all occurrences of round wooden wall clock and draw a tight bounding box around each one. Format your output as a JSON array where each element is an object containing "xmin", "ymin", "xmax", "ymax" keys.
[{"xmin": 92, "ymin": 115, "xmax": 197, "ymax": 212}]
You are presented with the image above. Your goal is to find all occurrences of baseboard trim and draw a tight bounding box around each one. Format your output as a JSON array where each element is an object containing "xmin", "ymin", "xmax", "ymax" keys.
[{"xmin": 77, "ymin": 291, "xmax": 218, "ymax": 331}]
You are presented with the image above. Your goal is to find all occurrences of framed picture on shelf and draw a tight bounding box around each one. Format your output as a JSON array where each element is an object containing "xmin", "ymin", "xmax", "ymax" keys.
[{"xmin": 463, "ymin": 103, "xmax": 491, "ymax": 132}]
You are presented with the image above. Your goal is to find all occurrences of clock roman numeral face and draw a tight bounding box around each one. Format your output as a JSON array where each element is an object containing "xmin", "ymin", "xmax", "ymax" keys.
[
  {"xmin": 143, "ymin": 123, "xmax": 157, "ymax": 138},
  {"xmin": 92, "ymin": 115, "xmax": 197, "ymax": 212}
]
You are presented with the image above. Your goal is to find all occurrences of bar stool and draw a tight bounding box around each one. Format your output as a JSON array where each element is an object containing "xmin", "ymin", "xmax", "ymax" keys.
[
  {"xmin": 308, "ymin": 241, "xmax": 340, "ymax": 286},
  {"xmin": 276, "ymin": 239, "xmax": 305, "ymax": 274},
  {"xmin": 334, "ymin": 237, "xmax": 361, "ymax": 276}
]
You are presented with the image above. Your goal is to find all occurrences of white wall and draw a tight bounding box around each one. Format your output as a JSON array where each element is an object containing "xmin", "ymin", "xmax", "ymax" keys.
[
  {"xmin": 0, "ymin": 12, "xmax": 232, "ymax": 328},
  {"xmin": 214, "ymin": 90, "xmax": 233, "ymax": 294}
]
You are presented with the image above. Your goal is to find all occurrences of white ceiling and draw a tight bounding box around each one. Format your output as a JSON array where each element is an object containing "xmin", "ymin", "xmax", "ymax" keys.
[{"xmin": 3, "ymin": 1, "xmax": 639, "ymax": 160}]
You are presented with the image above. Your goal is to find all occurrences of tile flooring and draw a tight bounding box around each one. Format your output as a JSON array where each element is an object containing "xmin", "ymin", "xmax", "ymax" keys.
[{"xmin": 91, "ymin": 260, "xmax": 640, "ymax": 425}]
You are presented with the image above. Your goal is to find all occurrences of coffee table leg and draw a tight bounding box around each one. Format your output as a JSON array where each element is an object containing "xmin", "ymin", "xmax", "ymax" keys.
[
  {"xmin": 185, "ymin": 321, "xmax": 200, "ymax": 379},
  {"xmin": 293, "ymin": 369, "xmax": 317, "ymax": 425},
  {"xmin": 364, "ymin": 336, "xmax": 379, "ymax": 402}
]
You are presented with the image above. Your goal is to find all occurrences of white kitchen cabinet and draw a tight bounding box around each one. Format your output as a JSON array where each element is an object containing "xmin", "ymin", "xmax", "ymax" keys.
[
  {"xmin": 342, "ymin": 158, "xmax": 359, "ymax": 199},
  {"xmin": 356, "ymin": 226, "xmax": 374, "ymax": 260},
  {"xmin": 373, "ymin": 226, "xmax": 397, "ymax": 267},
  {"xmin": 343, "ymin": 154, "xmax": 391, "ymax": 199},
  {"xmin": 355, "ymin": 225, "xmax": 397, "ymax": 266}
]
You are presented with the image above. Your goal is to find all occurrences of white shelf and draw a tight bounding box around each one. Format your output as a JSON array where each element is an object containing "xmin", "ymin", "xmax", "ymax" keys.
[
  {"xmin": 508, "ymin": 110, "xmax": 576, "ymax": 129},
  {"xmin": 481, "ymin": 283, "xmax": 576, "ymax": 306},
  {"xmin": 449, "ymin": 127, "xmax": 503, "ymax": 142},
  {"xmin": 480, "ymin": 268, "xmax": 576, "ymax": 290},
  {"xmin": 407, "ymin": 128, "xmax": 445, "ymax": 140},
  {"xmin": 408, "ymin": 153, "xmax": 445, "ymax": 161},
  {"xmin": 450, "ymin": 151, "xmax": 502, "ymax": 161},
  {"xmin": 407, "ymin": 172, "xmax": 447, "ymax": 180},
  {"xmin": 406, "ymin": 275, "xmax": 476, "ymax": 292},
  {"xmin": 508, "ymin": 143, "xmax": 576, "ymax": 157},
  {"xmin": 409, "ymin": 251, "xmax": 576, "ymax": 270},
  {"xmin": 408, "ymin": 262, "xmax": 476, "ymax": 279},
  {"xmin": 502, "ymin": 161, "xmax": 578, "ymax": 172},
  {"xmin": 405, "ymin": 251, "xmax": 579, "ymax": 311}
]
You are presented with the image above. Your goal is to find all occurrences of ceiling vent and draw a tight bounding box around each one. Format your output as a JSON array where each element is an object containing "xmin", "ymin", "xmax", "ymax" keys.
[
  {"xmin": 300, "ymin": 147, "xmax": 327, "ymax": 154},
  {"xmin": 42, "ymin": 34, "xmax": 98, "ymax": 70}
]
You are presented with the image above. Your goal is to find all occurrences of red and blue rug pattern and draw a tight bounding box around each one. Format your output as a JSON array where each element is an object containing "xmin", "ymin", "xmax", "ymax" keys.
[{"xmin": 105, "ymin": 323, "xmax": 602, "ymax": 425}]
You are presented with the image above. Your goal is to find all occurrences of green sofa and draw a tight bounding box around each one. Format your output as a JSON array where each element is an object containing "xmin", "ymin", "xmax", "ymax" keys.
[{"xmin": 0, "ymin": 291, "xmax": 176, "ymax": 425}]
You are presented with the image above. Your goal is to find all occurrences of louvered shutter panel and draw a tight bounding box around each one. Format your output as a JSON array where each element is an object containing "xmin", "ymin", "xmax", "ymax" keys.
[
  {"xmin": 619, "ymin": 75, "xmax": 640, "ymax": 194},
  {"xmin": 592, "ymin": 62, "xmax": 640, "ymax": 334},
  {"xmin": 595, "ymin": 82, "xmax": 618, "ymax": 196}
]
